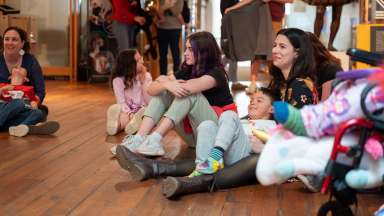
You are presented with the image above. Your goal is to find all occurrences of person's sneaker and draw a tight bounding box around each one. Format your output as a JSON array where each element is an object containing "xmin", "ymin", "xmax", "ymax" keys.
[
  {"xmin": 297, "ymin": 174, "xmax": 323, "ymax": 193},
  {"xmin": 195, "ymin": 157, "xmax": 224, "ymax": 174},
  {"xmin": 28, "ymin": 121, "xmax": 60, "ymax": 135},
  {"xmin": 231, "ymin": 82, "xmax": 247, "ymax": 91},
  {"xmin": 9, "ymin": 124, "xmax": 29, "ymax": 137},
  {"xmin": 106, "ymin": 104, "xmax": 121, "ymax": 135},
  {"xmin": 135, "ymin": 135, "xmax": 165, "ymax": 156},
  {"xmin": 9, "ymin": 121, "xmax": 60, "ymax": 137},
  {"xmin": 125, "ymin": 107, "xmax": 145, "ymax": 135},
  {"xmin": 188, "ymin": 170, "xmax": 203, "ymax": 178},
  {"xmin": 121, "ymin": 135, "xmax": 145, "ymax": 152}
]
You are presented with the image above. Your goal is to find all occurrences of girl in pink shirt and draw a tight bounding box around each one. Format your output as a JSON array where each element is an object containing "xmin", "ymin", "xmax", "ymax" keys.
[{"xmin": 107, "ymin": 49, "xmax": 152, "ymax": 136}]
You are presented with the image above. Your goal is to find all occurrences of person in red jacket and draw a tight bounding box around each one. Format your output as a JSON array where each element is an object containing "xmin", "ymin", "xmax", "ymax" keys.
[{"xmin": 110, "ymin": 0, "xmax": 146, "ymax": 52}]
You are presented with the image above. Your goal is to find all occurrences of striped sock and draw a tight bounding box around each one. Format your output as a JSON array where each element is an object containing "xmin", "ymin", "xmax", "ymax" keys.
[
  {"xmin": 209, "ymin": 146, "xmax": 224, "ymax": 161},
  {"xmin": 195, "ymin": 147, "xmax": 225, "ymax": 174}
]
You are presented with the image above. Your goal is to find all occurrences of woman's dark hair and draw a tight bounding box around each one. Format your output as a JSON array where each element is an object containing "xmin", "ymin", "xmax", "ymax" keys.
[
  {"xmin": 306, "ymin": 31, "xmax": 341, "ymax": 66},
  {"xmin": 269, "ymin": 28, "xmax": 316, "ymax": 92},
  {"xmin": 111, "ymin": 49, "xmax": 138, "ymax": 89},
  {"xmin": 3, "ymin": 26, "xmax": 30, "ymax": 53},
  {"xmin": 181, "ymin": 31, "xmax": 224, "ymax": 78},
  {"xmin": 258, "ymin": 87, "xmax": 282, "ymax": 102}
]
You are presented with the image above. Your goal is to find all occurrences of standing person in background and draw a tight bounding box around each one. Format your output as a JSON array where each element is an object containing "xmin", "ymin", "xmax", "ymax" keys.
[
  {"xmin": 302, "ymin": 0, "xmax": 353, "ymax": 51},
  {"xmin": 220, "ymin": 0, "xmax": 247, "ymax": 91},
  {"xmin": 265, "ymin": 0, "xmax": 293, "ymax": 33},
  {"xmin": 223, "ymin": 0, "xmax": 274, "ymax": 93},
  {"xmin": 157, "ymin": 0, "xmax": 184, "ymax": 75},
  {"xmin": 110, "ymin": 0, "xmax": 146, "ymax": 52}
]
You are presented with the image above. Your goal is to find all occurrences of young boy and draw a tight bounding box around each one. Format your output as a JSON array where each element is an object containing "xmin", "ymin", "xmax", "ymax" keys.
[{"xmin": 189, "ymin": 87, "xmax": 280, "ymax": 176}]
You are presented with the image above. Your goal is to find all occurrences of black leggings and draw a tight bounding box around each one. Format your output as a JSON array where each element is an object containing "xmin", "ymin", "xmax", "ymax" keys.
[{"xmin": 213, "ymin": 154, "xmax": 259, "ymax": 189}]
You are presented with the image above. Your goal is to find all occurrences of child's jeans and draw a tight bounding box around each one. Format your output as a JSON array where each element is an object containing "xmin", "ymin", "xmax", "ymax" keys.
[{"xmin": 195, "ymin": 111, "xmax": 251, "ymax": 166}]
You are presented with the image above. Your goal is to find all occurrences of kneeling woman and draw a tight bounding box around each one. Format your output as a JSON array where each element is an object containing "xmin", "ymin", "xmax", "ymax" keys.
[{"xmin": 116, "ymin": 31, "xmax": 235, "ymax": 167}]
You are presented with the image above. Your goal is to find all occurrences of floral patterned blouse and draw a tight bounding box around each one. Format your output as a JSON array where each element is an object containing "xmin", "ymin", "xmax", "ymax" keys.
[{"xmin": 283, "ymin": 77, "xmax": 318, "ymax": 108}]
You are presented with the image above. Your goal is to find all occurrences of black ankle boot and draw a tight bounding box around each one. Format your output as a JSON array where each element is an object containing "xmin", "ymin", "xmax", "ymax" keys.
[
  {"xmin": 116, "ymin": 145, "xmax": 195, "ymax": 181},
  {"xmin": 162, "ymin": 175, "xmax": 214, "ymax": 198}
]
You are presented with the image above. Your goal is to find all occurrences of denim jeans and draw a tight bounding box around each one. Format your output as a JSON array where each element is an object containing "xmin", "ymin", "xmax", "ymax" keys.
[{"xmin": 0, "ymin": 99, "xmax": 43, "ymax": 130}]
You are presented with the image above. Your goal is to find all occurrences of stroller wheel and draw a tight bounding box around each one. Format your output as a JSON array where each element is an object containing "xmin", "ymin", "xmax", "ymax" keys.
[{"xmin": 317, "ymin": 200, "xmax": 354, "ymax": 216}]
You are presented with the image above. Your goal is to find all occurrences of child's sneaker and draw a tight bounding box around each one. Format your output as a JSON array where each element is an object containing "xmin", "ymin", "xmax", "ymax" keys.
[
  {"xmin": 188, "ymin": 170, "xmax": 203, "ymax": 178},
  {"xmin": 195, "ymin": 157, "xmax": 224, "ymax": 174},
  {"xmin": 125, "ymin": 107, "xmax": 145, "ymax": 135},
  {"xmin": 106, "ymin": 104, "xmax": 121, "ymax": 135},
  {"xmin": 135, "ymin": 134, "xmax": 165, "ymax": 156}
]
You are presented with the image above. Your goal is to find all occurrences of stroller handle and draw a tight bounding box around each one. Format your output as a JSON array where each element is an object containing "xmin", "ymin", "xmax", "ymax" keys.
[
  {"xmin": 361, "ymin": 83, "xmax": 384, "ymax": 129},
  {"xmin": 347, "ymin": 48, "xmax": 384, "ymax": 66}
]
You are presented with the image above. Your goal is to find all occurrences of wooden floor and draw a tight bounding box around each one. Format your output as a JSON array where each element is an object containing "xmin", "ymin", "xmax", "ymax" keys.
[{"xmin": 0, "ymin": 81, "xmax": 383, "ymax": 216}]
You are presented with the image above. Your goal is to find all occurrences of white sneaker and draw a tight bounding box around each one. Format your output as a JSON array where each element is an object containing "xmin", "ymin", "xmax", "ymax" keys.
[
  {"xmin": 135, "ymin": 135, "xmax": 165, "ymax": 156},
  {"xmin": 106, "ymin": 104, "xmax": 121, "ymax": 135},
  {"xmin": 121, "ymin": 135, "xmax": 145, "ymax": 152},
  {"xmin": 125, "ymin": 107, "xmax": 145, "ymax": 135},
  {"xmin": 9, "ymin": 124, "xmax": 29, "ymax": 137}
]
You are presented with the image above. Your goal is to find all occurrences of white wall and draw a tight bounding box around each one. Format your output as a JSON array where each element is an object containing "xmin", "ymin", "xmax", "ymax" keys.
[{"xmin": 286, "ymin": 0, "xmax": 359, "ymax": 51}]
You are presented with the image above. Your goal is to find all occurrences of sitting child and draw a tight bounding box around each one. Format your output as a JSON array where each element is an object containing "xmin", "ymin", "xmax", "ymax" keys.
[
  {"xmin": 180, "ymin": 87, "xmax": 279, "ymax": 177},
  {"xmin": 107, "ymin": 49, "xmax": 152, "ymax": 137},
  {"xmin": 0, "ymin": 67, "xmax": 60, "ymax": 137}
]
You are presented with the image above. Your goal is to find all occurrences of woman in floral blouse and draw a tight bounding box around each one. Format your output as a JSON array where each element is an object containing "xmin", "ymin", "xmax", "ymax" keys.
[{"xmin": 269, "ymin": 28, "xmax": 318, "ymax": 108}]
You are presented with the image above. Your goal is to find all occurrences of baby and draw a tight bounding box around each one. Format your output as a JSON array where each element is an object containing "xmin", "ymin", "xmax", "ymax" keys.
[{"xmin": 0, "ymin": 67, "xmax": 38, "ymax": 109}]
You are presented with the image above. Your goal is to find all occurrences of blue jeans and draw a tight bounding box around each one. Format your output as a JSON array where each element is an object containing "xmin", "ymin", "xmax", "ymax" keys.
[{"xmin": 0, "ymin": 99, "xmax": 43, "ymax": 130}]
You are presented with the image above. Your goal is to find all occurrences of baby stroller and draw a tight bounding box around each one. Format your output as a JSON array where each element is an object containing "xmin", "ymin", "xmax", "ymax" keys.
[{"xmin": 317, "ymin": 49, "xmax": 384, "ymax": 216}]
